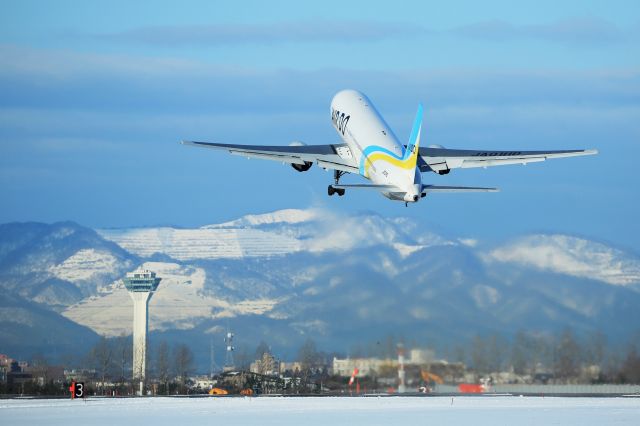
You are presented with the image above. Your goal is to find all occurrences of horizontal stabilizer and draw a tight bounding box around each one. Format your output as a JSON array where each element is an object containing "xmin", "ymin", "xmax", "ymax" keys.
[
  {"xmin": 421, "ymin": 185, "xmax": 499, "ymax": 193},
  {"xmin": 332, "ymin": 184, "xmax": 398, "ymax": 190}
]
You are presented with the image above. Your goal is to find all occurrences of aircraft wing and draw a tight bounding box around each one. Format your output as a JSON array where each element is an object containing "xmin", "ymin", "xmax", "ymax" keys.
[
  {"xmin": 418, "ymin": 147, "xmax": 598, "ymax": 173},
  {"xmin": 181, "ymin": 140, "xmax": 358, "ymax": 173}
]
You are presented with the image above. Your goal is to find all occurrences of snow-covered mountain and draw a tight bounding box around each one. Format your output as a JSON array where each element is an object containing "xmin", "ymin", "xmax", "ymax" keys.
[
  {"xmin": 486, "ymin": 234, "xmax": 640, "ymax": 286},
  {"xmin": 1, "ymin": 209, "xmax": 640, "ymax": 364},
  {"xmin": 207, "ymin": 208, "xmax": 320, "ymax": 228},
  {"xmin": 97, "ymin": 226, "xmax": 303, "ymax": 260},
  {"xmin": 0, "ymin": 221, "xmax": 136, "ymax": 307},
  {"xmin": 96, "ymin": 208, "xmax": 640, "ymax": 288},
  {"xmin": 97, "ymin": 208, "xmax": 449, "ymax": 260}
]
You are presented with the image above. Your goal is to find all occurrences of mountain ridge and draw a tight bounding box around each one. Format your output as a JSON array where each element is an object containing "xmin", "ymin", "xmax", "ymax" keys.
[{"xmin": 1, "ymin": 209, "xmax": 639, "ymax": 365}]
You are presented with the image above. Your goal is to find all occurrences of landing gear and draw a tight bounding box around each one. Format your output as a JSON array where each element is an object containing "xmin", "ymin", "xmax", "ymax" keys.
[
  {"xmin": 328, "ymin": 170, "xmax": 347, "ymax": 197},
  {"xmin": 328, "ymin": 185, "xmax": 345, "ymax": 197}
]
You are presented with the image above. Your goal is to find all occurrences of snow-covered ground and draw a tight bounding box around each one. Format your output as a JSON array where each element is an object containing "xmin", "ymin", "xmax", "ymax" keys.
[{"xmin": 1, "ymin": 396, "xmax": 638, "ymax": 426}]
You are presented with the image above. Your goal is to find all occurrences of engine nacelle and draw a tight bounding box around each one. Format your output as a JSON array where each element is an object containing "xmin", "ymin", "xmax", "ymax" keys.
[
  {"xmin": 292, "ymin": 161, "xmax": 313, "ymax": 172},
  {"xmin": 289, "ymin": 141, "xmax": 313, "ymax": 172}
]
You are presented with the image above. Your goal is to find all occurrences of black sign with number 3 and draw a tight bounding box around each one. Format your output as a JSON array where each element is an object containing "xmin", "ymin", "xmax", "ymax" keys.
[{"xmin": 74, "ymin": 382, "xmax": 84, "ymax": 399}]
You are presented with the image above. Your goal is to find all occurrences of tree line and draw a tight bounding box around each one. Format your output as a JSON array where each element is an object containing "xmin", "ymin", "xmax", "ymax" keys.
[
  {"xmin": 83, "ymin": 336, "xmax": 195, "ymax": 395},
  {"xmin": 454, "ymin": 328, "xmax": 640, "ymax": 383},
  {"xmin": 3, "ymin": 328, "xmax": 640, "ymax": 396}
]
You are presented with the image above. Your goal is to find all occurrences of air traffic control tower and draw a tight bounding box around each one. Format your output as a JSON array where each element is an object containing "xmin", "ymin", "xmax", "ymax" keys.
[{"xmin": 123, "ymin": 269, "xmax": 161, "ymax": 392}]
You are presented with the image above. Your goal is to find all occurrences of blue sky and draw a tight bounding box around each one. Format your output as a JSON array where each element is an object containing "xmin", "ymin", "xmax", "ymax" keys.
[{"xmin": 1, "ymin": 0, "xmax": 639, "ymax": 250}]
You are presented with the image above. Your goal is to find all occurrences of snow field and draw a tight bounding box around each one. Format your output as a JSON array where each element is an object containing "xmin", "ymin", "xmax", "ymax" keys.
[{"xmin": 1, "ymin": 396, "xmax": 639, "ymax": 426}]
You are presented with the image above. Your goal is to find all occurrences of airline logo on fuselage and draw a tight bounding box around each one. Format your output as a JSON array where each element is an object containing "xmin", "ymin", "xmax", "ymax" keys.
[{"xmin": 331, "ymin": 109, "xmax": 350, "ymax": 135}]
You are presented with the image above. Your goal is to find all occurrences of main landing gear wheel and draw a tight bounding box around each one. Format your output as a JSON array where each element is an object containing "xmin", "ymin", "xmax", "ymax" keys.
[
  {"xmin": 329, "ymin": 170, "xmax": 347, "ymax": 197},
  {"xmin": 328, "ymin": 185, "xmax": 345, "ymax": 197}
]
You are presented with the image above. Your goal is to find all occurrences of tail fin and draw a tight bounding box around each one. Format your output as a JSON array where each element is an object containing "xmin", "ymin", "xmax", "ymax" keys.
[
  {"xmin": 402, "ymin": 104, "xmax": 423, "ymax": 185},
  {"xmin": 405, "ymin": 103, "xmax": 423, "ymax": 162}
]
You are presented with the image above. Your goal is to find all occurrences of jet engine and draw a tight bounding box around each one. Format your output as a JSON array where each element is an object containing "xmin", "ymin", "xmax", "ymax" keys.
[
  {"xmin": 292, "ymin": 161, "xmax": 313, "ymax": 172},
  {"xmin": 289, "ymin": 141, "xmax": 313, "ymax": 172}
]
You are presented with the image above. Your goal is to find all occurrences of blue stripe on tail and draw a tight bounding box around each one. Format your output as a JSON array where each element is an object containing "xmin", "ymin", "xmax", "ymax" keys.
[{"xmin": 405, "ymin": 103, "xmax": 423, "ymax": 160}]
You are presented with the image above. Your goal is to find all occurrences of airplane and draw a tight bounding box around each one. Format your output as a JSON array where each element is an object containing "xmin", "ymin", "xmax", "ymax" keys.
[{"xmin": 182, "ymin": 89, "xmax": 597, "ymax": 206}]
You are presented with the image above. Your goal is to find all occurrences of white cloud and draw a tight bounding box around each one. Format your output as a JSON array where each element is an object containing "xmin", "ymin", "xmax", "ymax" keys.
[
  {"xmin": 458, "ymin": 238, "xmax": 478, "ymax": 248},
  {"xmin": 93, "ymin": 21, "xmax": 423, "ymax": 46},
  {"xmin": 453, "ymin": 18, "xmax": 627, "ymax": 45}
]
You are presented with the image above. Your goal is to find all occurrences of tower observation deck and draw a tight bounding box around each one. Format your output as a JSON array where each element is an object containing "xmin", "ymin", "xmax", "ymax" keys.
[
  {"xmin": 123, "ymin": 269, "xmax": 161, "ymax": 392},
  {"xmin": 124, "ymin": 270, "xmax": 161, "ymax": 292}
]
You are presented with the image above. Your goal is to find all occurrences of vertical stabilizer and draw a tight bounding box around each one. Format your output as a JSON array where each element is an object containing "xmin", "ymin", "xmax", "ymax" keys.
[
  {"xmin": 402, "ymin": 104, "xmax": 423, "ymax": 187},
  {"xmin": 406, "ymin": 103, "xmax": 423, "ymax": 162}
]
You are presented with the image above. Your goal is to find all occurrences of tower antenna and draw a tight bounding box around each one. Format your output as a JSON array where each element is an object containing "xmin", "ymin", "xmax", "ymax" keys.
[{"xmin": 224, "ymin": 328, "xmax": 235, "ymax": 371}]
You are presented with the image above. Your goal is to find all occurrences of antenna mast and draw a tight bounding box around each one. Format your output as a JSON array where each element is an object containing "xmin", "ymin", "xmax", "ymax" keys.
[{"xmin": 224, "ymin": 329, "xmax": 235, "ymax": 371}]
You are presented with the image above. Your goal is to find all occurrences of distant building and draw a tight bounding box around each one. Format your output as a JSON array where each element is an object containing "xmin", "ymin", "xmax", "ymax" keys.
[
  {"xmin": 24, "ymin": 365, "xmax": 65, "ymax": 387},
  {"xmin": 6, "ymin": 361, "xmax": 32, "ymax": 390},
  {"xmin": 0, "ymin": 354, "xmax": 67, "ymax": 390},
  {"xmin": 0, "ymin": 353, "xmax": 10, "ymax": 367},
  {"xmin": 332, "ymin": 357, "xmax": 392, "ymax": 377},
  {"xmin": 408, "ymin": 348, "xmax": 435, "ymax": 364},
  {"xmin": 331, "ymin": 351, "xmax": 465, "ymax": 384},
  {"xmin": 0, "ymin": 354, "xmax": 10, "ymax": 384},
  {"xmin": 250, "ymin": 353, "xmax": 280, "ymax": 376},
  {"xmin": 193, "ymin": 376, "xmax": 218, "ymax": 390},
  {"xmin": 279, "ymin": 361, "xmax": 303, "ymax": 374},
  {"xmin": 64, "ymin": 368, "xmax": 97, "ymax": 382}
]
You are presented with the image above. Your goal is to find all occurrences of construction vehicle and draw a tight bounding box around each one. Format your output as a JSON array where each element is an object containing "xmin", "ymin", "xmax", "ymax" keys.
[
  {"xmin": 208, "ymin": 387, "xmax": 229, "ymax": 395},
  {"xmin": 420, "ymin": 370, "xmax": 444, "ymax": 384},
  {"xmin": 419, "ymin": 370, "xmax": 444, "ymax": 393}
]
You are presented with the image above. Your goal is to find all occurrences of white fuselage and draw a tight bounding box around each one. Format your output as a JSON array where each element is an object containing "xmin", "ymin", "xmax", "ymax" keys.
[{"xmin": 330, "ymin": 89, "xmax": 422, "ymax": 202}]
